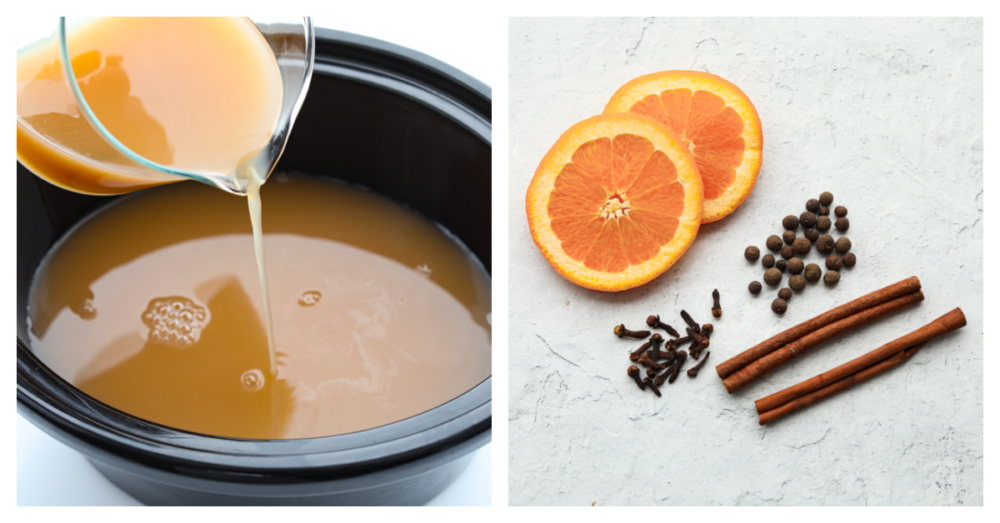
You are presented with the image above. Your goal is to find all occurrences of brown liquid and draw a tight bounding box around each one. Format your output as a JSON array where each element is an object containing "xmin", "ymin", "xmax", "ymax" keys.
[
  {"xmin": 16, "ymin": 17, "xmax": 281, "ymax": 195},
  {"xmin": 27, "ymin": 175, "xmax": 492, "ymax": 439}
]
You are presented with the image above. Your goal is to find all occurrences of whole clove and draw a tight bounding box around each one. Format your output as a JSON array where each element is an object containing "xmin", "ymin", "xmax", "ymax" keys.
[
  {"xmin": 691, "ymin": 325, "xmax": 711, "ymax": 360},
  {"xmin": 712, "ymin": 289, "xmax": 722, "ymax": 318},
  {"xmin": 680, "ymin": 310, "xmax": 700, "ymax": 333},
  {"xmin": 667, "ymin": 351, "xmax": 688, "ymax": 384},
  {"xmin": 627, "ymin": 366, "xmax": 646, "ymax": 390},
  {"xmin": 638, "ymin": 353, "xmax": 666, "ymax": 371},
  {"xmin": 614, "ymin": 324, "xmax": 650, "ymax": 339},
  {"xmin": 657, "ymin": 350, "xmax": 676, "ymax": 367},
  {"xmin": 646, "ymin": 315, "xmax": 680, "ymax": 338},
  {"xmin": 686, "ymin": 327, "xmax": 705, "ymax": 345},
  {"xmin": 629, "ymin": 333, "xmax": 663, "ymax": 362},
  {"xmin": 630, "ymin": 340, "xmax": 654, "ymax": 362},
  {"xmin": 687, "ymin": 351, "xmax": 710, "ymax": 378},
  {"xmin": 643, "ymin": 377, "xmax": 662, "ymax": 397},
  {"xmin": 646, "ymin": 333, "xmax": 666, "ymax": 360},
  {"xmin": 687, "ymin": 337, "xmax": 700, "ymax": 357},
  {"xmin": 673, "ymin": 335, "xmax": 692, "ymax": 346}
]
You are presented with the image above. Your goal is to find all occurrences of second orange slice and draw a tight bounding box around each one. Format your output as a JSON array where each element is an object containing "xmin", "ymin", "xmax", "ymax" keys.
[
  {"xmin": 526, "ymin": 113, "xmax": 703, "ymax": 292},
  {"xmin": 604, "ymin": 71, "xmax": 762, "ymax": 223}
]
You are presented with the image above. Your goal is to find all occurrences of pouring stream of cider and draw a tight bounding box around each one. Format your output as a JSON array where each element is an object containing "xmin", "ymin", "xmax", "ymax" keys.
[
  {"xmin": 17, "ymin": 18, "xmax": 284, "ymax": 376},
  {"xmin": 247, "ymin": 173, "xmax": 277, "ymax": 375}
]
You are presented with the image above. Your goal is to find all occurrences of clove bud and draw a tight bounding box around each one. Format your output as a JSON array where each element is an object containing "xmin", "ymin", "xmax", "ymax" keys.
[
  {"xmin": 712, "ymin": 289, "xmax": 722, "ymax": 318},
  {"xmin": 627, "ymin": 366, "xmax": 645, "ymax": 390},
  {"xmin": 667, "ymin": 350, "xmax": 688, "ymax": 384},
  {"xmin": 615, "ymin": 324, "xmax": 651, "ymax": 339},
  {"xmin": 680, "ymin": 310, "xmax": 700, "ymax": 334},
  {"xmin": 646, "ymin": 315, "xmax": 680, "ymax": 338},
  {"xmin": 687, "ymin": 351, "xmax": 710, "ymax": 378}
]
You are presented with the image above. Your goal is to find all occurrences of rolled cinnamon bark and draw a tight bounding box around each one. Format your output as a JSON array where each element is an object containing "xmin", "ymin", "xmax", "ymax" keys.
[
  {"xmin": 722, "ymin": 290, "xmax": 924, "ymax": 393},
  {"xmin": 755, "ymin": 308, "xmax": 966, "ymax": 414},
  {"xmin": 758, "ymin": 343, "xmax": 925, "ymax": 425},
  {"xmin": 716, "ymin": 276, "xmax": 921, "ymax": 380}
]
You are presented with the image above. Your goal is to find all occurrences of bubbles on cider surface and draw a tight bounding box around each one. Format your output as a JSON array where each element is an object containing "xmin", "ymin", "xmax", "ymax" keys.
[{"xmin": 142, "ymin": 296, "xmax": 210, "ymax": 347}]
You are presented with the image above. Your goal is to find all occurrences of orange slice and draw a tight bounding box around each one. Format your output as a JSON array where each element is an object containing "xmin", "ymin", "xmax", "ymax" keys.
[
  {"xmin": 604, "ymin": 71, "xmax": 762, "ymax": 223},
  {"xmin": 526, "ymin": 113, "xmax": 703, "ymax": 292}
]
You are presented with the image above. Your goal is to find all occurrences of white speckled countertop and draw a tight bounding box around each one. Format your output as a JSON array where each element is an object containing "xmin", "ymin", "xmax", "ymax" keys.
[{"xmin": 508, "ymin": 17, "xmax": 982, "ymax": 506}]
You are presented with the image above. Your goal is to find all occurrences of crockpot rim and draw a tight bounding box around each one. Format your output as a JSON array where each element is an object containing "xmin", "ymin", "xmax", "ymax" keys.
[{"xmin": 16, "ymin": 27, "xmax": 492, "ymax": 476}]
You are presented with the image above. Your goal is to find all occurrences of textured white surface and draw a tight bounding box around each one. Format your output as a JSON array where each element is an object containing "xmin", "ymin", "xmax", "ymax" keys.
[{"xmin": 508, "ymin": 18, "xmax": 982, "ymax": 506}]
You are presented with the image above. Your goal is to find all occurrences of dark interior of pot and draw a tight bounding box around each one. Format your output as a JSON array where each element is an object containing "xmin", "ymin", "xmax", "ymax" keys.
[{"xmin": 16, "ymin": 29, "xmax": 491, "ymax": 505}]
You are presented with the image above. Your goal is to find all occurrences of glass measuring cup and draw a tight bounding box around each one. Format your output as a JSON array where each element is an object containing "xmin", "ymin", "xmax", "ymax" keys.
[{"xmin": 16, "ymin": 17, "xmax": 314, "ymax": 196}]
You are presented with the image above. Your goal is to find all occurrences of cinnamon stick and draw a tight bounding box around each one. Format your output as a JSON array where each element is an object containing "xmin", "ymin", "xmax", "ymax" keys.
[
  {"xmin": 755, "ymin": 308, "xmax": 966, "ymax": 414},
  {"xmin": 715, "ymin": 276, "xmax": 922, "ymax": 380},
  {"xmin": 722, "ymin": 290, "xmax": 924, "ymax": 393},
  {"xmin": 758, "ymin": 343, "xmax": 925, "ymax": 425}
]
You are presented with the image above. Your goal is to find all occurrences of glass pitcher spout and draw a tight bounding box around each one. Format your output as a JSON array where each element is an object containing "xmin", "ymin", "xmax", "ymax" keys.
[{"xmin": 15, "ymin": 17, "xmax": 314, "ymax": 196}]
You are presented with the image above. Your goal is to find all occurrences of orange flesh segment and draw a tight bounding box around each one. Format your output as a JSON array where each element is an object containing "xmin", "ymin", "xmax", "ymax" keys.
[
  {"xmin": 547, "ymin": 134, "xmax": 685, "ymax": 273},
  {"xmin": 629, "ymin": 89, "xmax": 744, "ymax": 200}
]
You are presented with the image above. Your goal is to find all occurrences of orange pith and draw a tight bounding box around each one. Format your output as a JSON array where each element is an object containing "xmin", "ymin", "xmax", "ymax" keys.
[
  {"xmin": 604, "ymin": 71, "xmax": 762, "ymax": 223},
  {"xmin": 526, "ymin": 113, "xmax": 703, "ymax": 292}
]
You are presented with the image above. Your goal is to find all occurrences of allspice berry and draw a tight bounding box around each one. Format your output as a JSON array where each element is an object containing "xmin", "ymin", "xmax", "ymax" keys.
[
  {"xmin": 835, "ymin": 205, "xmax": 848, "ymax": 218},
  {"xmin": 782, "ymin": 215, "xmax": 800, "ymax": 230},
  {"xmin": 749, "ymin": 281, "xmax": 762, "ymax": 294},
  {"xmin": 775, "ymin": 259, "xmax": 788, "ymax": 272},
  {"xmin": 804, "ymin": 228, "xmax": 819, "ymax": 242},
  {"xmin": 818, "ymin": 206, "xmax": 830, "ymax": 216},
  {"xmin": 843, "ymin": 252, "xmax": 857, "ymax": 268},
  {"xmin": 772, "ymin": 298, "xmax": 788, "ymax": 314},
  {"xmin": 806, "ymin": 199, "xmax": 820, "ymax": 213},
  {"xmin": 764, "ymin": 268, "xmax": 782, "ymax": 286},
  {"xmin": 836, "ymin": 217, "xmax": 850, "ymax": 232},
  {"xmin": 819, "ymin": 191, "xmax": 834, "ymax": 206},
  {"xmin": 787, "ymin": 257, "xmax": 804, "ymax": 275},
  {"xmin": 792, "ymin": 237, "xmax": 811, "ymax": 256},
  {"xmin": 799, "ymin": 212, "xmax": 817, "ymax": 229},
  {"xmin": 766, "ymin": 235, "xmax": 783, "ymax": 252},
  {"xmin": 780, "ymin": 245, "xmax": 794, "ymax": 260},
  {"xmin": 778, "ymin": 288, "xmax": 792, "ymax": 301},
  {"xmin": 782, "ymin": 230, "xmax": 796, "ymax": 245},
  {"xmin": 804, "ymin": 263, "xmax": 822, "ymax": 282},
  {"xmin": 826, "ymin": 254, "xmax": 843, "ymax": 271},
  {"xmin": 789, "ymin": 274, "xmax": 807, "ymax": 292},
  {"xmin": 835, "ymin": 237, "xmax": 852, "ymax": 253},
  {"xmin": 745, "ymin": 245, "xmax": 761, "ymax": 262},
  {"xmin": 816, "ymin": 234, "xmax": 835, "ymax": 254},
  {"xmin": 762, "ymin": 254, "xmax": 776, "ymax": 268},
  {"xmin": 816, "ymin": 215, "xmax": 832, "ymax": 231},
  {"xmin": 824, "ymin": 270, "xmax": 841, "ymax": 286}
]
